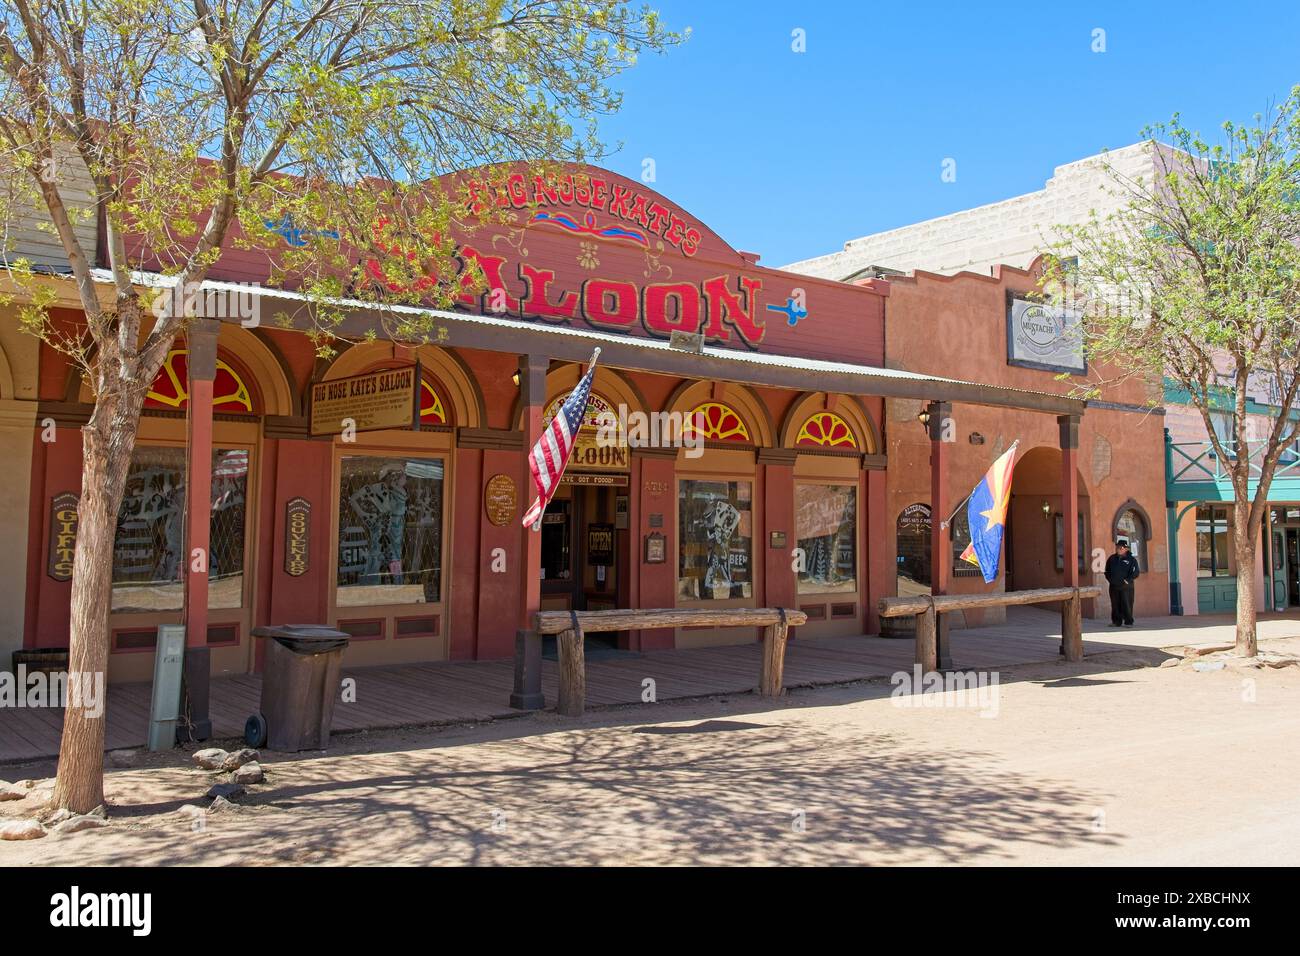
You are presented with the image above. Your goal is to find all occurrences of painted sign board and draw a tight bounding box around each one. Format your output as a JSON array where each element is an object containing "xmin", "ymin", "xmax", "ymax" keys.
[
  {"xmin": 284, "ymin": 497, "xmax": 311, "ymax": 577},
  {"xmin": 310, "ymin": 365, "xmax": 419, "ymax": 436},
  {"xmin": 1007, "ymin": 296, "xmax": 1085, "ymax": 375},
  {"xmin": 47, "ymin": 492, "xmax": 79, "ymax": 581}
]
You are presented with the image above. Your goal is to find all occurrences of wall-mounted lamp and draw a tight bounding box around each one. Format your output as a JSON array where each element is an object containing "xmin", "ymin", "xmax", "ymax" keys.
[
  {"xmin": 511, "ymin": 370, "xmax": 521, "ymax": 387},
  {"xmin": 1042, "ymin": 500, "xmax": 1052, "ymax": 520},
  {"xmin": 917, "ymin": 409, "xmax": 931, "ymax": 427}
]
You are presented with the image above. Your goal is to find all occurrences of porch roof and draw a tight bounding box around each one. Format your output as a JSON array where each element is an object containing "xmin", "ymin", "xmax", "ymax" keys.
[{"xmin": 103, "ymin": 270, "xmax": 1087, "ymax": 416}]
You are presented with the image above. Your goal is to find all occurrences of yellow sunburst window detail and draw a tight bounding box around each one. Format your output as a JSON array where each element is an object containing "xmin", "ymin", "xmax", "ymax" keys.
[
  {"xmin": 420, "ymin": 381, "xmax": 447, "ymax": 424},
  {"xmin": 144, "ymin": 350, "xmax": 253, "ymax": 412},
  {"xmin": 796, "ymin": 412, "xmax": 858, "ymax": 449},
  {"xmin": 684, "ymin": 402, "xmax": 751, "ymax": 443}
]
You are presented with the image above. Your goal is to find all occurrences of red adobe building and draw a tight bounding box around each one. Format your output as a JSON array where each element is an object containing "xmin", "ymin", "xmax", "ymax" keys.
[{"xmin": 8, "ymin": 164, "xmax": 1086, "ymax": 731}]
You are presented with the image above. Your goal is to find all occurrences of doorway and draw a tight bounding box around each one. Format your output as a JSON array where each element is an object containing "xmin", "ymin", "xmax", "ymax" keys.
[
  {"xmin": 539, "ymin": 481, "xmax": 625, "ymax": 651},
  {"xmin": 1287, "ymin": 528, "xmax": 1300, "ymax": 607}
]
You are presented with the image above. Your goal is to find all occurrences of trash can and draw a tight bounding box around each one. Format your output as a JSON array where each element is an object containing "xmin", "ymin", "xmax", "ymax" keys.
[{"xmin": 247, "ymin": 625, "xmax": 350, "ymax": 751}]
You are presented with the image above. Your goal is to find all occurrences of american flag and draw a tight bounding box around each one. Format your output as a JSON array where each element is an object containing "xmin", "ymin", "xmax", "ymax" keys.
[{"xmin": 521, "ymin": 348, "xmax": 600, "ymax": 529}]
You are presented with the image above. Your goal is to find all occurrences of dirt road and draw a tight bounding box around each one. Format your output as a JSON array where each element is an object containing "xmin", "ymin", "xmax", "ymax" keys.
[{"xmin": 3, "ymin": 640, "xmax": 1298, "ymax": 866}]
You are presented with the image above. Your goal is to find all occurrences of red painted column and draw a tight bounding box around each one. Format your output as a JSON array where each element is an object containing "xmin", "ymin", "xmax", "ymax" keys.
[
  {"xmin": 510, "ymin": 353, "xmax": 549, "ymax": 709},
  {"xmin": 928, "ymin": 401, "xmax": 953, "ymax": 668},
  {"xmin": 181, "ymin": 318, "xmax": 219, "ymax": 739},
  {"xmin": 759, "ymin": 449, "xmax": 797, "ymax": 615},
  {"xmin": 1060, "ymin": 415, "xmax": 1081, "ymax": 588}
]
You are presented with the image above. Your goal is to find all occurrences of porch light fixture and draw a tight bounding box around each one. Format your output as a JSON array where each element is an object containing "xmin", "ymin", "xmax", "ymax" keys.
[
  {"xmin": 1042, "ymin": 500, "xmax": 1051, "ymax": 520},
  {"xmin": 917, "ymin": 409, "xmax": 931, "ymax": 426},
  {"xmin": 512, "ymin": 370, "xmax": 521, "ymax": 387}
]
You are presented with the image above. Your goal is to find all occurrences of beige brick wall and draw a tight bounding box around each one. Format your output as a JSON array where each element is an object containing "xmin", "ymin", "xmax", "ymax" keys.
[{"xmin": 783, "ymin": 142, "xmax": 1161, "ymax": 279}]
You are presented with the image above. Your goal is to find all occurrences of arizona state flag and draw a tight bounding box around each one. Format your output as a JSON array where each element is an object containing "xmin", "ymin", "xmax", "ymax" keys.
[{"xmin": 960, "ymin": 440, "xmax": 1020, "ymax": 584}]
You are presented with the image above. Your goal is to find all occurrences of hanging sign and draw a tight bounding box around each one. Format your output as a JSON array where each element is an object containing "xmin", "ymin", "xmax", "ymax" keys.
[
  {"xmin": 284, "ymin": 497, "xmax": 311, "ymax": 577},
  {"xmin": 47, "ymin": 492, "xmax": 79, "ymax": 581},
  {"xmin": 1007, "ymin": 296, "xmax": 1085, "ymax": 374},
  {"xmin": 587, "ymin": 523, "xmax": 615, "ymax": 566},
  {"xmin": 310, "ymin": 365, "xmax": 419, "ymax": 436}
]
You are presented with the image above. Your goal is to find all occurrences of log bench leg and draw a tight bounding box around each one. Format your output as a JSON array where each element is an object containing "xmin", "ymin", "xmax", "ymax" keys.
[
  {"xmin": 556, "ymin": 623, "xmax": 586, "ymax": 717},
  {"xmin": 1061, "ymin": 591, "xmax": 1083, "ymax": 662},
  {"xmin": 760, "ymin": 619, "xmax": 789, "ymax": 697},
  {"xmin": 915, "ymin": 607, "xmax": 937, "ymax": 672}
]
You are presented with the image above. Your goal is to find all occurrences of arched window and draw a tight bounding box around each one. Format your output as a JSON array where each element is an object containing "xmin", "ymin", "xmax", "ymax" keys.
[
  {"xmin": 896, "ymin": 503, "xmax": 931, "ymax": 595},
  {"xmin": 1114, "ymin": 503, "xmax": 1151, "ymax": 572}
]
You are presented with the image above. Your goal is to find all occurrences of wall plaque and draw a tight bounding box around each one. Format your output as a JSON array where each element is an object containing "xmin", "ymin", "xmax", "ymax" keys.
[
  {"xmin": 47, "ymin": 492, "xmax": 79, "ymax": 581},
  {"xmin": 1007, "ymin": 295, "xmax": 1085, "ymax": 374},
  {"xmin": 769, "ymin": 530, "xmax": 787, "ymax": 549},
  {"xmin": 284, "ymin": 497, "xmax": 311, "ymax": 577},
  {"xmin": 485, "ymin": 474, "xmax": 518, "ymax": 526},
  {"xmin": 644, "ymin": 531, "xmax": 666, "ymax": 564},
  {"xmin": 648, "ymin": 512, "xmax": 664, "ymax": 528},
  {"xmin": 309, "ymin": 365, "xmax": 419, "ymax": 436}
]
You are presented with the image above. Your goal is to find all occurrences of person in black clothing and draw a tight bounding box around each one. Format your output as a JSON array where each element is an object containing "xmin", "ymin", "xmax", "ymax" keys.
[{"xmin": 1105, "ymin": 539, "xmax": 1140, "ymax": 626}]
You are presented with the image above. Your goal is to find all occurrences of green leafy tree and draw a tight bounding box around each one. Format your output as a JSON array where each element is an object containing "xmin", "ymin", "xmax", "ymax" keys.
[
  {"xmin": 0, "ymin": 0, "xmax": 679, "ymax": 813},
  {"xmin": 1054, "ymin": 91, "xmax": 1300, "ymax": 656}
]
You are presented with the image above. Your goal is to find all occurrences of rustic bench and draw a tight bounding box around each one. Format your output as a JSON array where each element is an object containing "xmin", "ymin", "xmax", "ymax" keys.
[
  {"xmin": 533, "ymin": 607, "xmax": 809, "ymax": 716},
  {"xmin": 878, "ymin": 586, "xmax": 1103, "ymax": 670}
]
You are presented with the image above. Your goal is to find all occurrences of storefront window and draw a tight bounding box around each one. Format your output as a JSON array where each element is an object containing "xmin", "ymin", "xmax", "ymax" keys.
[
  {"xmin": 337, "ymin": 456, "xmax": 443, "ymax": 606},
  {"xmin": 896, "ymin": 503, "xmax": 931, "ymax": 596},
  {"xmin": 1196, "ymin": 505, "xmax": 1233, "ymax": 577},
  {"xmin": 796, "ymin": 484, "xmax": 856, "ymax": 594},
  {"xmin": 951, "ymin": 509, "xmax": 981, "ymax": 577},
  {"xmin": 112, "ymin": 446, "xmax": 248, "ymax": 612},
  {"xmin": 1115, "ymin": 508, "xmax": 1148, "ymax": 571},
  {"xmin": 678, "ymin": 479, "xmax": 752, "ymax": 600}
]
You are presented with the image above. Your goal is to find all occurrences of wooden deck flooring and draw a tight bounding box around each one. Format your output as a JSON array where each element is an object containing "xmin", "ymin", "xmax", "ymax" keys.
[{"xmin": 5, "ymin": 607, "xmax": 1294, "ymax": 765}]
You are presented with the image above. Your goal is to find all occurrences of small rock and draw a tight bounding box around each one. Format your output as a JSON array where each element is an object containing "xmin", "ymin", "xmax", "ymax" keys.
[
  {"xmin": 207, "ymin": 796, "xmax": 236, "ymax": 814},
  {"xmin": 206, "ymin": 782, "xmax": 245, "ymax": 801},
  {"xmin": 54, "ymin": 814, "xmax": 108, "ymax": 835},
  {"xmin": 45, "ymin": 808, "xmax": 73, "ymax": 826},
  {"xmin": 193, "ymin": 748, "xmax": 230, "ymax": 771},
  {"xmin": 221, "ymin": 748, "xmax": 260, "ymax": 772},
  {"xmin": 0, "ymin": 782, "xmax": 26, "ymax": 802},
  {"xmin": 1192, "ymin": 660, "xmax": 1226, "ymax": 672},
  {"xmin": 1159, "ymin": 658, "xmax": 1180, "ymax": 668},
  {"xmin": 107, "ymin": 749, "xmax": 138, "ymax": 767},
  {"xmin": 87, "ymin": 805, "xmax": 107, "ymax": 820},
  {"xmin": 0, "ymin": 819, "xmax": 46, "ymax": 841},
  {"xmin": 231, "ymin": 762, "xmax": 264, "ymax": 785}
]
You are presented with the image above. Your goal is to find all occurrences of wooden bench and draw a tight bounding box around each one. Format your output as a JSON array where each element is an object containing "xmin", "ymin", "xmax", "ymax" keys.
[
  {"xmin": 533, "ymin": 607, "xmax": 809, "ymax": 716},
  {"xmin": 878, "ymin": 586, "xmax": 1103, "ymax": 670}
]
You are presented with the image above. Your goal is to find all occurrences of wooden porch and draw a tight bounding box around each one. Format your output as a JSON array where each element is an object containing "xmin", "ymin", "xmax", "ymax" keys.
[{"xmin": 0, "ymin": 610, "xmax": 1229, "ymax": 765}]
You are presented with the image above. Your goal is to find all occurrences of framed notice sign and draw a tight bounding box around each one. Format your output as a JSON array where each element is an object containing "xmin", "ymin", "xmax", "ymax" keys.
[
  {"xmin": 1006, "ymin": 295, "xmax": 1085, "ymax": 375},
  {"xmin": 310, "ymin": 365, "xmax": 420, "ymax": 436}
]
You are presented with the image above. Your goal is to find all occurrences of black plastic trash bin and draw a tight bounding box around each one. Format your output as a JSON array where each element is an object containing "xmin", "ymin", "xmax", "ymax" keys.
[{"xmin": 248, "ymin": 625, "xmax": 350, "ymax": 751}]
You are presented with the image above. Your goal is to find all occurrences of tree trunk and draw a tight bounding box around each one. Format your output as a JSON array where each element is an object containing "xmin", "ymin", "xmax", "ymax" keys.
[
  {"xmin": 1233, "ymin": 527, "xmax": 1259, "ymax": 658},
  {"xmin": 52, "ymin": 345, "xmax": 151, "ymax": 813}
]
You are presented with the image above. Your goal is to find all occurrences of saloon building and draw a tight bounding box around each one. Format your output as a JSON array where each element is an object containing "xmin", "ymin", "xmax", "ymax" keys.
[{"xmin": 3, "ymin": 162, "xmax": 1095, "ymax": 723}]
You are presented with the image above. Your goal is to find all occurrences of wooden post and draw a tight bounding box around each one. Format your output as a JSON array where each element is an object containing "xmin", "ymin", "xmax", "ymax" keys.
[
  {"xmin": 510, "ymin": 353, "xmax": 550, "ymax": 711},
  {"xmin": 1059, "ymin": 414, "xmax": 1081, "ymax": 659},
  {"xmin": 1062, "ymin": 589, "xmax": 1084, "ymax": 662},
  {"xmin": 928, "ymin": 401, "xmax": 953, "ymax": 668},
  {"xmin": 759, "ymin": 614, "xmax": 789, "ymax": 697},
  {"xmin": 915, "ymin": 605, "xmax": 937, "ymax": 672},
  {"xmin": 181, "ymin": 317, "xmax": 219, "ymax": 740},
  {"xmin": 556, "ymin": 619, "xmax": 586, "ymax": 717}
]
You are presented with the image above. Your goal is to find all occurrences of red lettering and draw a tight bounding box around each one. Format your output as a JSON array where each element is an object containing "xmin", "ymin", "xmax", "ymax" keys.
[
  {"xmin": 531, "ymin": 174, "xmax": 560, "ymax": 206},
  {"xmin": 506, "ymin": 174, "xmax": 528, "ymax": 209},
  {"xmin": 642, "ymin": 283, "xmax": 701, "ymax": 336},
  {"xmin": 609, "ymin": 185, "xmax": 635, "ymax": 220},
  {"xmin": 702, "ymin": 275, "xmax": 765, "ymax": 345},
  {"xmin": 681, "ymin": 228, "xmax": 702, "ymax": 257},
  {"xmin": 628, "ymin": 193, "xmax": 651, "ymax": 229},
  {"xmin": 590, "ymin": 179, "xmax": 609, "ymax": 210},
  {"xmin": 646, "ymin": 202, "xmax": 672, "ymax": 235},
  {"xmin": 582, "ymin": 279, "xmax": 638, "ymax": 329},
  {"xmin": 664, "ymin": 214, "xmax": 686, "ymax": 248},
  {"xmin": 458, "ymin": 245, "xmax": 520, "ymax": 312},
  {"xmin": 520, "ymin": 264, "xmax": 578, "ymax": 320}
]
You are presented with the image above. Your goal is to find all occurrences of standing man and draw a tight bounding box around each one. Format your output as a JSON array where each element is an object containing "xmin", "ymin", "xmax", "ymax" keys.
[{"xmin": 1105, "ymin": 539, "xmax": 1141, "ymax": 626}]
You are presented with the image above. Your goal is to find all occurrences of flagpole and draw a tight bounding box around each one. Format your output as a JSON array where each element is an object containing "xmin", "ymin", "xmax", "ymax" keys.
[{"xmin": 941, "ymin": 439, "xmax": 1019, "ymax": 529}]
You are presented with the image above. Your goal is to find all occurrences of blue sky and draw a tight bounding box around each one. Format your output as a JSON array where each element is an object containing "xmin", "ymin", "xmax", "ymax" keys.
[{"xmin": 595, "ymin": 0, "xmax": 1300, "ymax": 267}]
